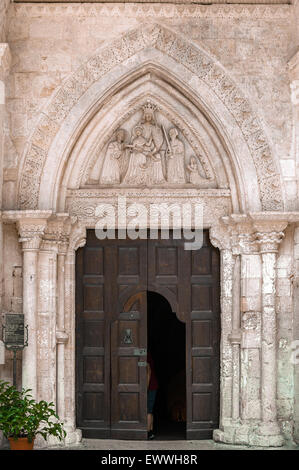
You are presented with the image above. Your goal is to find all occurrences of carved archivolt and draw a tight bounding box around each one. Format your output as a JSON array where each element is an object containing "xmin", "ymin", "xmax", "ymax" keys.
[{"xmin": 18, "ymin": 24, "xmax": 283, "ymax": 211}]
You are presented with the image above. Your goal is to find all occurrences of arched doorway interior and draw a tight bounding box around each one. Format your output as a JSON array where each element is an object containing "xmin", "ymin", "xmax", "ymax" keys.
[{"xmin": 147, "ymin": 291, "xmax": 186, "ymax": 440}]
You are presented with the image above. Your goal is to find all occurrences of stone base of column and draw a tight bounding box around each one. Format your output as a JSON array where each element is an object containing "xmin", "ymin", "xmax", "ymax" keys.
[
  {"xmin": 214, "ymin": 422, "xmax": 284, "ymax": 447},
  {"xmin": 64, "ymin": 427, "xmax": 82, "ymax": 447},
  {"xmin": 255, "ymin": 422, "xmax": 284, "ymax": 447},
  {"xmin": 34, "ymin": 427, "xmax": 82, "ymax": 449}
]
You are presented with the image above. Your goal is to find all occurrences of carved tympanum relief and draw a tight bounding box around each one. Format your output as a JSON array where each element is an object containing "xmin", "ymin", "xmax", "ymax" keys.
[{"xmin": 86, "ymin": 101, "xmax": 215, "ymax": 188}]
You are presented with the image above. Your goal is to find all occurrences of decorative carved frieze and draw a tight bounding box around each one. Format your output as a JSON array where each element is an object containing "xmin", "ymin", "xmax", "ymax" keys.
[
  {"xmin": 12, "ymin": 3, "xmax": 291, "ymax": 20},
  {"xmin": 66, "ymin": 188, "xmax": 231, "ymax": 231}
]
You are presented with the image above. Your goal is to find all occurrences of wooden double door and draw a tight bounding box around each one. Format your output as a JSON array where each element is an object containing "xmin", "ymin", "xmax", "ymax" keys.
[{"xmin": 76, "ymin": 230, "xmax": 220, "ymax": 439}]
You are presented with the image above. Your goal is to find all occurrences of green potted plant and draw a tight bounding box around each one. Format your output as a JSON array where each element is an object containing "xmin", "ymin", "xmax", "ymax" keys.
[{"xmin": 0, "ymin": 380, "xmax": 66, "ymax": 450}]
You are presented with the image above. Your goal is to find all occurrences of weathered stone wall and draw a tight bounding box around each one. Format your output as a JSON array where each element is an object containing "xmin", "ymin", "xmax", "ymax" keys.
[{"xmin": 0, "ymin": 0, "xmax": 10, "ymax": 43}]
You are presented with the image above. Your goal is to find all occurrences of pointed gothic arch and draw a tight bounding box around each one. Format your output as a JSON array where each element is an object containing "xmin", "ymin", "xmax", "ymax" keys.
[{"xmin": 17, "ymin": 23, "xmax": 283, "ymax": 212}]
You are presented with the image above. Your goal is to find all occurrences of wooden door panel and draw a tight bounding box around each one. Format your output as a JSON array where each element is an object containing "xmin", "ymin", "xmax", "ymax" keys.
[
  {"xmin": 76, "ymin": 229, "xmax": 220, "ymax": 440},
  {"xmin": 76, "ymin": 232, "xmax": 148, "ymax": 439},
  {"xmin": 76, "ymin": 241, "xmax": 110, "ymax": 438},
  {"xmin": 187, "ymin": 231, "xmax": 220, "ymax": 439},
  {"xmin": 111, "ymin": 292, "xmax": 147, "ymax": 440}
]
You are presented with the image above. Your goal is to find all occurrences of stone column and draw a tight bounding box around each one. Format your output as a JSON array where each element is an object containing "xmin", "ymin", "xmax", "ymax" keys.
[
  {"xmin": 56, "ymin": 244, "xmax": 68, "ymax": 419},
  {"xmin": 37, "ymin": 215, "xmax": 70, "ymax": 410},
  {"xmin": 229, "ymin": 254, "xmax": 241, "ymax": 422},
  {"xmin": 218, "ymin": 215, "xmax": 263, "ymax": 445},
  {"xmin": 62, "ymin": 220, "xmax": 85, "ymax": 445},
  {"xmin": 210, "ymin": 223, "xmax": 235, "ymax": 442},
  {"xmin": 0, "ymin": 44, "xmax": 10, "ymax": 354},
  {"xmin": 254, "ymin": 223, "xmax": 287, "ymax": 446},
  {"xmin": 56, "ymin": 217, "xmax": 72, "ymax": 420},
  {"xmin": 17, "ymin": 213, "xmax": 51, "ymax": 398},
  {"xmin": 238, "ymin": 234, "xmax": 262, "ymax": 438},
  {"xmin": 38, "ymin": 238, "xmax": 58, "ymax": 405},
  {"xmin": 294, "ymin": 224, "xmax": 299, "ymax": 443}
]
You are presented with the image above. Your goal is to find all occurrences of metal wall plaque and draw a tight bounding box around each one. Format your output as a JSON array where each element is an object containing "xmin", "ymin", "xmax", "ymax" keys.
[{"xmin": 4, "ymin": 314, "xmax": 25, "ymax": 346}]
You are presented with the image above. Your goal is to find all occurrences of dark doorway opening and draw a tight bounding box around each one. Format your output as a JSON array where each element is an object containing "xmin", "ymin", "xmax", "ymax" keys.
[{"xmin": 147, "ymin": 291, "xmax": 186, "ymax": 440}]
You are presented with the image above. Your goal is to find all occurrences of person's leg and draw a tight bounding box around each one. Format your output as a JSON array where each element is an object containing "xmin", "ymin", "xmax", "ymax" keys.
[
  {"xmin": 147, "ymin": 413, "xmax": 152, "ymax": 431},
  {"xmin": 147, "ymin": 391, "xmax": 156, "ymax": 438}
]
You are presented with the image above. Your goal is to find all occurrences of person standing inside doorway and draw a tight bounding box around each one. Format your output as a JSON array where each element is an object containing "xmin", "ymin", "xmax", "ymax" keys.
[{"xmin": 147, "ymin": 351, "xmax": 158, "ymax": 440}]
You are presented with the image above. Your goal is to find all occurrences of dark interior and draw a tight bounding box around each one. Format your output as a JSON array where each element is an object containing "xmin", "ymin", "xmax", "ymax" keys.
[{"xmin": 147, "ymin": 291, "xmax": 186, "ymax": 440}]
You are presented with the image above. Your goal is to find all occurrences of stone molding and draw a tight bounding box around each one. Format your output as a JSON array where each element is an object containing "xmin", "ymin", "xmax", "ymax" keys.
[
  {"xmin": 11, "ymin": 3, "xmax": 291, "ymax": 19},
  {"xmin": 228, "ymin": 329, "xmax": 242, "ymax": 345},
  {"xmin": 56, "ymin": 330, "xmax": 69, "ymax": 345},
  {"xmin": 288, "ymin": 49, "xmax": 299, "ymax": 84},
  {"xmin": 66, "ymin": 188, "xmax": 232, "ymax": 229},
  {"xmin": 18, "ymin": 24, "xmax": 283, "ymax": 211},
  {"xmin": 0, "ymin": 43, "xmax": 11, "ymax": 80}
]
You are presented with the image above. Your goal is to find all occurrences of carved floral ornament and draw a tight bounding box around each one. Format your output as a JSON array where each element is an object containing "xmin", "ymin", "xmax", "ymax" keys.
[{"xmin": 17, "ymin": 24, "xmax": 283, "ymax": 212}]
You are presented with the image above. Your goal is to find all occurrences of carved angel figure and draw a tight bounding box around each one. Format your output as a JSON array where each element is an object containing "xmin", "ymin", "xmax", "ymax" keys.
[
  {"xmin": 187, "ymin": 156, "xmax": 209, "ymax": 185},
  {"xmin": 100, "ymin": 129, "xmax": 126, "ymax": 185},
  {"xmin": 166, "ymin": 128, "xmax": 186, "ymax": 184}
]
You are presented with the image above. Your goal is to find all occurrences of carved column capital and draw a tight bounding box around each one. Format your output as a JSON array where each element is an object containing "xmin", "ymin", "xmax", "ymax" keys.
[
  {"xmin": 68, "ymin": 221, "xmax": 87, "ymax": 252},
  {"xmin": 209, "ymin": 223, "xmax": 231, "ymax": 251},
  {"xmin": 44, "ymin": 213, "xmax": 71, "ymax": 242},
  {"xmin": 20, "ymin": 235, "xmax": 43, "ymax": 252},
  {"xmin": 14, "ymin": 211, "xmax": 52, "ymax": 251},
  {"xmin": 254, "ymin": 230, "xmax": 285, "ymax": 253},
  {"xmin": 222, "ymin": 214, "xmax": 258, "ymax": 255},
  {"xmin": 251, "ymin": 217, "xmax": 288, "ymax": 253}
]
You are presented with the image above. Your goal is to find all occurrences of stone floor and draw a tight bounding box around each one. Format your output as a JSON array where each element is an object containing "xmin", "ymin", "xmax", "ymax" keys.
[{"xmin": 47, "ymin": 438, "xmax": 299, "ymax": 451}]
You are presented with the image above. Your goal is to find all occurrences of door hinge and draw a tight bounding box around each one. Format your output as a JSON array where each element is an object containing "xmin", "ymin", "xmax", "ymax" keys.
[
  {"xmin": 134, "ymin": 348, "xmax": 147, "ymax": 356},
  {"xmin": 138, "ymin": 361, "xmax": 147, "ymax": 367}
]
